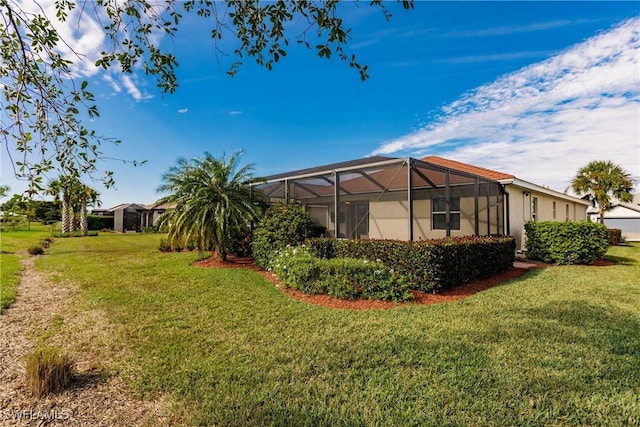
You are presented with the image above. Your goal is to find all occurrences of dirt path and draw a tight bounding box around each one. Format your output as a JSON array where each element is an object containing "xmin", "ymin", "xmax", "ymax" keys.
[{"xmin": 0, "ymin": 255, "xmax": 168, "ymax": 426}]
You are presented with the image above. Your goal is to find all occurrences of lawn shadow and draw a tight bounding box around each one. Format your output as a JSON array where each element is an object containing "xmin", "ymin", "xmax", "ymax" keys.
[
  {"xmin": 603, "ymin": 255, "xmax": 636, "ymax": 265},
  {"xmin": 67, "ymin": 368, "xmax": 110, "ymax": 391},
  {"xmin": 518, "ymin": 300, "xmax": 640, "ymax": 384}
]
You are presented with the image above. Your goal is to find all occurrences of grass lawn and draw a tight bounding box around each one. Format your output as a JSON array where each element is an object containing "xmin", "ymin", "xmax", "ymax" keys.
[
  {"xmin": 0, "ymin": 224, "xmax": 53, "ymax": 312},
  {"xmin": 36, "ymin": 234, "xmax": 640, "ymax": 425}
]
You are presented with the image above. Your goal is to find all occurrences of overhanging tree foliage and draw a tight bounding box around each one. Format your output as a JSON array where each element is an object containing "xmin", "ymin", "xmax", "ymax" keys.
[{"xmin": 1, "ymin": 0, "xmax": 413, "ymax": 194}]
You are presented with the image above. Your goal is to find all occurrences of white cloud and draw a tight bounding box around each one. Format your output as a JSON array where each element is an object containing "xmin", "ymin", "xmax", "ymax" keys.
[
  {"xmin": 445, "ymin": 19, "xmax": 582, "ymax": 38},
  {"xmin": 103, "ymin": 75, "xmax": 122, "ymax": 93},
  {"xmin": 177, "ymin": 108, "xmax": 188, "ymax": 114},
  {"xmin": 373, "ymin": 18, "xmax": 640, "ymax": 193},
  {"xmin": 16, "ymin": 0, "xmax": 161, "ymax": 102},
  {"xmin": 229, "ymin": 111, "xmax": 243, "ymax": 115},
  {"xmin": 121, "ymin": 75, "xmax": 153, "ymax": 102}
]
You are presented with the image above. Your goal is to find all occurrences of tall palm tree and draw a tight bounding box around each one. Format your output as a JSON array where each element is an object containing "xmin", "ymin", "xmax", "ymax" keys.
[
  {"xmin": 75, "ymin": 184, "xmax": 101, "ymax": 236},
  {"xmin": 156, "ymin": 152, "xmax": 263, "ymax": 261},
  {"xmin": 47, "ymin": 175, "xmax": 77, "ymax": 233},
  {"xmin": 571, "ymin": 160, "xmax": 634, "ymax": 224}
]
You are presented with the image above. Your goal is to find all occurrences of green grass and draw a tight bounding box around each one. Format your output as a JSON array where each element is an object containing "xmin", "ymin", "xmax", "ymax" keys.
[
  {"xmin": 0, "ymin": 224, "xmax": 53, "ymax": 311},
  {"xmin": 37, "ymin": 235, "xmax": 640, "ymax": 425}
]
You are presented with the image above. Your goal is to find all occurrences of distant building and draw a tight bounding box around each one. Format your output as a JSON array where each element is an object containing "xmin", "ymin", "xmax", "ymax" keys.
[
  {"xmin": 587, "ymin": 194, "xmax": 640, "ymax": 241},
  {"xmin": 92, "ymin": 202, "xmax": 171, "ymax": 233}
]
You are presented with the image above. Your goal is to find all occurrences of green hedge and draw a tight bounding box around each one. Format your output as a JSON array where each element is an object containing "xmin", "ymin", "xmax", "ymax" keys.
[
  {"xmin": 524, "ymin": 221, "xmax": 608, "ymax": 265},
  {"xmin": 87, "ymin": 215, "xmax": 114, "ymax": 230},
  {"xmin": 269, "ymin": 247, "xmax": 413, "ymax": 302},
  {"xmin": 306, "ymin": 236, "xmax": 516, "ymax": 293},
  {"xmin": 608, "ymin": 228, "xmax": 622, "ymax": 246},
  {"xmin": 252, "ymin": 205, "xmax": 319, "ymax": 269}
]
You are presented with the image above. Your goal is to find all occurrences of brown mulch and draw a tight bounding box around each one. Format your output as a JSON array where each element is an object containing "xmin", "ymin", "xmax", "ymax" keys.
[{"xmin": 194, "ymin": 254, "xmax": 616, "ymax": 310}]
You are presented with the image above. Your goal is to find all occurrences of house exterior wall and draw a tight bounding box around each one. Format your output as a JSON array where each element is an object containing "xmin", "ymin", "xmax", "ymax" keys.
[
  {"xmin": 505, "ymin": 184, "xmax": 588, "ymax": 250},
  {"xmin": 369, "ymin": 193, "xmax": 496, "ymax": 241},
  {"xmin": 114, "ymin": 209, "xmax": 124, "ymax": 233},
  {"xmin": 369, "ymin": 198, "xmax": 409, "ymax": 240}
]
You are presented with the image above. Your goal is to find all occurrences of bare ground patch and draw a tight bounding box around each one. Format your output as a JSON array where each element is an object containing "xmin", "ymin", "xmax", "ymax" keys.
[{"xmin": 0, "ymin": 254, "xmax": 170, "ymax": 426}]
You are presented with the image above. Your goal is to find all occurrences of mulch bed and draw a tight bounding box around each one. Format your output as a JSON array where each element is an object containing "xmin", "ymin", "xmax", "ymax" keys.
[{"xmin": 193, "ymin": 254, "xmax": 614, "ymax": 310}]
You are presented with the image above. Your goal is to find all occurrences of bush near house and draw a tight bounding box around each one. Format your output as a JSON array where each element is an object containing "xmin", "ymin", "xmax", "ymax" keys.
[
  {"xmin": 252, "ymin": 205, "xmax": 319, "ymax": 268},
  {"xmin": 87, "ymin": 215, "xmax": 114, "ymax": 231},
  {"xmin": 524, "ymin": 221, "xmax": 608, "ymax": 265},
  {"xmin": 269, "ymin": 246, "xmax": 413, "ymax": 302},
  {"xmin": 608, "ymin": 228, "xmax": 622, "ymax": 246},
  {"xmin": 306, "ymin": 236, "xmax": 516, "ymax": 293}
]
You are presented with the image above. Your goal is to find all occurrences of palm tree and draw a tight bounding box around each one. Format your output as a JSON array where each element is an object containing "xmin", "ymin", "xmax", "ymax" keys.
[
  {"xmin": 571, "ymin": 160, "xmax": 634, "ymax": 224},
  {"xmin": 156, "ymin": 152, "xmax": 263, "ymax": 261},
  {"xmin": 75, "ymin": 184, "xmax": 101, "ymax": 236},
  {"xmin": 47, "ymin": 176, "xmax": 76, "ymax": 233}
]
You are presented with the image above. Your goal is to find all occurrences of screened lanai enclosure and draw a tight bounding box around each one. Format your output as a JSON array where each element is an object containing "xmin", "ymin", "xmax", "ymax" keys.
[{"xmin": 256, "ymin": 157, "xmax": 506, "ymax": 241}]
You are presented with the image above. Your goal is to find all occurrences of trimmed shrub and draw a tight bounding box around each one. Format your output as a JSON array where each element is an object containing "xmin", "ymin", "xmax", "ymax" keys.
[
  {"xmin": 27, "ymin": 246, "xmax": 44, "ymax": 255},
  {"xmin": 87, "ymin": 215, "xmax": 114, "ymax": 231},
  {"xmin": 608, "ymin": 228, "xmax": 622, "ymax": 246},
  {"xmin": 319, "ymin": 257, "xmax": 413, "ymax": 302},
  {"xmin": 25, "ymin": 345, "xmax": 73, "ymax": 397},
  {"xmin": 269, "ymin": 246, "xmax": 321, "ymax": 290},
  {"xmin": 252, "ymin": 205, "xmax": 319, "ymax": 268},
  {"xmin": 524, "ymin": 221, "xmax": 608, "ymax": 265},
  {"xmin": 307, "ymin": 236, "xmax": 515, "ymax": 293},
  {"xmin": 269, "ymin": 246, "xmax": 413, "ymax": 302}
]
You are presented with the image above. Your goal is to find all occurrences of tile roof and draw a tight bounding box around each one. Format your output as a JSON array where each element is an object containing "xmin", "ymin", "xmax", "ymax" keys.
[{"xmin": 421, "ymin": 156, "xmax": 515, "ymax": 181}]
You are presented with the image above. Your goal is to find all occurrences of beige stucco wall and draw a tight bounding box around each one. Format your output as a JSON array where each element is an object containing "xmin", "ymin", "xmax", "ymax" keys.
[
  {"xmin": 369, "ymin": 195, "xmax": 410, "ymax": 240},
  {"xmin": 505, "ymin": 184, "xmax": 588, "ymax": 250},
  {"xmin": 370, "ymin": 195, "xmax": 495, "ymax": 241}
]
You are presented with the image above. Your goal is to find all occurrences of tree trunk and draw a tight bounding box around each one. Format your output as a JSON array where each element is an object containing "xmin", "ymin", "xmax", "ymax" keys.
[
  {"xmin": 80, "ymin": 198, "xmax": 88, "ymax": 236},
  {"xmin": 61, "ymin": 194, "xmax": 72, "ymax": 233},
  {"xmin": 218, "ymin": 229, "xmax": 227, "ymax": 261},
  {"xmin": 599, "ymin": 207, "xmax": 605, "ymax": 224}
]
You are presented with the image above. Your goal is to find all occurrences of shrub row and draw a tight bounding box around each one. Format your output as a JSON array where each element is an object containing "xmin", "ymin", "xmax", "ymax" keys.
[
  {"xmin": 306, "ymin": 236, "xmax": 516, "ymax": 293},
  {"xmin": 269, "ymin": 247, "xmax": 413, "ymax": 302},
  {"xmin": 524, "ymin": 221, "xmax": 608, "ymax": 265},
  {"xmin": 608, "ymin": 228, "xmax": 622, "ymax": 246}
]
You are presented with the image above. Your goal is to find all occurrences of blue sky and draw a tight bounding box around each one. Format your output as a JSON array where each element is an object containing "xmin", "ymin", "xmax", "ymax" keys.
[{"xmin": 2, "ymin": 1, "xmax": 639, "ymax": 208}]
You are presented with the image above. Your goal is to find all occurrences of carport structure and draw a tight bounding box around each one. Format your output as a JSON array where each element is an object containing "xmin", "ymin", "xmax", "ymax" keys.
[{"xmin": 256, "ymin": 156, "xmax": 506, "ymax": 241}]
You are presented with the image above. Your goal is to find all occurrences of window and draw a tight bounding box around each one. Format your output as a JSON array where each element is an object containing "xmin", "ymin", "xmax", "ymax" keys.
[
  {"xmin": 531, "ymin": 197, "xmax": 538, "ymax": 222},
  {"xmin": 432, "ymin": 196, "xmax": 461, "ymax": 230},
  {"xmin": 552, "ymin": 201, "xmax": 556, "ymax": 219},
  {"xmin": 566, "ymin": 204, "xmax": 570, "ymax": 221}
]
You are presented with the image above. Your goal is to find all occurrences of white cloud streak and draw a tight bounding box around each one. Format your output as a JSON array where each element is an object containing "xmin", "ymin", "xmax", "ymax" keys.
[
  {"xmin": 373, "ymin": 18, "xmax": 640, "ymax": 193},
  {"xmin": 177, "ymin": 108, "xmax": 188, "ymax": 114},
  {"xmin": 120, "ymin": 75, "xmax": 153, "ymax": 102}
]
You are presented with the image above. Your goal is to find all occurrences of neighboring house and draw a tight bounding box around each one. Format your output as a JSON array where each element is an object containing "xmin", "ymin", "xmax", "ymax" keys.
[
  {"xmin": 257, "ymin": 156, "xmax": 589, "ymax": 251},
  {"xmin": 92, "ymin": 202, "xmax": 171, "ymax": 233},
  {"xmin": 587, "ymin": 194, "xmax": 640, "ymax": 241}
]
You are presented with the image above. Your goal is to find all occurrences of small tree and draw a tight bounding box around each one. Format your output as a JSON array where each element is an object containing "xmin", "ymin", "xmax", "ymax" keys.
[
  {"xmin": 156, "ymin": 152, "xmax": 263, "ymax": 261},
  {"xmin": 571, "ymin": 160, "xmax": 634, "ymax": 224}
]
